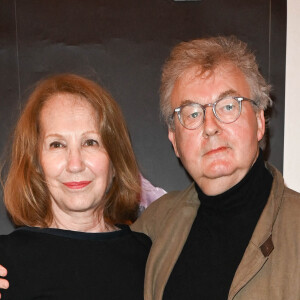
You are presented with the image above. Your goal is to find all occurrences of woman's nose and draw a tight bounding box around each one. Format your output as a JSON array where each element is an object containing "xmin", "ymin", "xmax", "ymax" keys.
[{"xmin": 66, "ymin": 148, "xmax": 85, "ymax": 173}]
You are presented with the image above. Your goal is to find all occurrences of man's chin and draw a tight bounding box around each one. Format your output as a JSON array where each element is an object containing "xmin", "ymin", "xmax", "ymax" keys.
[
  {"xmin": 202, "ymin": 163, "xmax": 236, "ymax": 181},
  {"xmin": 196, "ymin": 166, "xmax": 239, "ymax": 195}
]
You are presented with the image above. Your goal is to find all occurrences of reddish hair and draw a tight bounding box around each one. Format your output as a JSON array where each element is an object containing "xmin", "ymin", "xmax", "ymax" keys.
[{"xmin": 4, "ymin": 74, "xmax": 141, "ymax": 227}]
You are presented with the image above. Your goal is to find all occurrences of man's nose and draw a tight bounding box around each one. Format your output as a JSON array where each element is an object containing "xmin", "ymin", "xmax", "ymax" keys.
[
  {"xmin": 202, "ymin": 107, "xmax": 221, "ymax": 137},
  {"xmin": 66, "ymin": 148, "xmax": 85, "ymax": 173}
]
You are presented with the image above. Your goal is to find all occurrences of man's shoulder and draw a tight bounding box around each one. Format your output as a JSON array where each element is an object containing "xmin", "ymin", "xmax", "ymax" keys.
[
  {"xmin": 283, "ymin": 185, "xmax": 300, "ymax": 200},
  {"xmin": 267, "ymin": 162, "xmax": 300, "ymax": 209},
  {"xmin": 148, "ymin": 190, "xmax": 183, "ymax": 210},
  {"xmin": 281, "ymin": 185, "xmax": 300, "ymax": 219},
  {"xmin": 131, "ymin": 183, "xmax": 198, "ymax": 237},
  {"xmin": 144, "ymin": 182, "xmax": 197, "ymax": 214},
  {"xmin": 267, "ymin": 163, "xmax": 300, "ymax": 231}
]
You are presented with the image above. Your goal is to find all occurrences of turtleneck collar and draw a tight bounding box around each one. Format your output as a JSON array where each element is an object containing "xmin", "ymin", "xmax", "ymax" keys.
[{"xmin": 195, "ymin": 149, "xmax": 273, "ymax": 216}]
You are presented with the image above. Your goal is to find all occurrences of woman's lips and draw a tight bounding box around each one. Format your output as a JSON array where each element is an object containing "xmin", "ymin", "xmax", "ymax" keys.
[{"xmin": 63, "ymin": 181, "xmax": 91, "ymax": 189}]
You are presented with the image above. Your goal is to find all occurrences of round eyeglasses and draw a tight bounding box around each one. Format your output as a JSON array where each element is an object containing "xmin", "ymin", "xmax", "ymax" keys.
[{"xmin": 172, "ymin": 96, "xmax": 258, "ymax": 130}]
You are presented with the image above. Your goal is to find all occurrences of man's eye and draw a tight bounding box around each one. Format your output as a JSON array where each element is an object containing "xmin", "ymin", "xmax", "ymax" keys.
[
  {"xmin": 224, "ymin": 104, "xmax": 234, "ymax": 111},
  {"xmin": 49, "ymin": 142, "xmax": 64, "ymax": 148},
  {"xmin": 189, "ymin": 112, "xmax": 200, "ymax": 119},
  {"xmin": 84, "ymin": 139, "xmax": 99, "ymax": 147}
]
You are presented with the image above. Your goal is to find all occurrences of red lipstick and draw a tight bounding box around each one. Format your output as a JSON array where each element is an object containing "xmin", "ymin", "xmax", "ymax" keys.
[{"xmin": 63, "ymin": 181, "xmax": 91, "ymax": 189}]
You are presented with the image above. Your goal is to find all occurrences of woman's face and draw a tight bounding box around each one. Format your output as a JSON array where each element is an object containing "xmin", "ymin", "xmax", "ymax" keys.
[{"xmin": 39, "ymin": 93, "xmax": 114, "ymax": 220}]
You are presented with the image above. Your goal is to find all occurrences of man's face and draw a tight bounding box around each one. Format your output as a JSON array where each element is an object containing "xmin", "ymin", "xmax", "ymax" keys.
[{"xmin": 168, "ymin": 64, "xmax": 265, "ymax": 195}]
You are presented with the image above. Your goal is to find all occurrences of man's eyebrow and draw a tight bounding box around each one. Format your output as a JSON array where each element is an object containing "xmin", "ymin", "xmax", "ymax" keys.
[
  {"xmin": 217, "ymin": 89, "xmax": 239, "ymax": 100},
  {"xmin": 179, "ymin": 99, "xmax": 198, "ymax": 106},
  {"xmin": 179, "ymin": 89, "xmax": 240, "ymax": 107},
  {"xmin": 177, "ymin": 90, "xmax": 242, "ymax": 108}
]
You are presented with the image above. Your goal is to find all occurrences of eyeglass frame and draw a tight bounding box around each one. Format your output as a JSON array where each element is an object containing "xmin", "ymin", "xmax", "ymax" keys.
[{"xmin": 171, "ymin": 96, "xmax": 258, "ymax": 130}]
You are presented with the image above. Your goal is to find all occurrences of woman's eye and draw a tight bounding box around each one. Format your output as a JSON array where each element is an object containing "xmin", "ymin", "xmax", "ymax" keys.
[
  {"xmin": 84, "ymin": 139, "xmax": 99, "ymax": 147},
  {"xmin": 49, "ymin": 141, "xmax": 64, "ymax": 148}
]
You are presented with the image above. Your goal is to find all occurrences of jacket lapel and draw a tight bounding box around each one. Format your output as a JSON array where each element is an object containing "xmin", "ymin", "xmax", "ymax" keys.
[{"xmin": 228, "ymin": 164, "xmax": 283, "ymax": 299}]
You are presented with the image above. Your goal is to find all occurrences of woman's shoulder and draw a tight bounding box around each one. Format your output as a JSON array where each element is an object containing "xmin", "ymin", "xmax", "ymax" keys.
[
  {"xmin": 0, "ymin": 227, "xmax": 32, "ymax": 243},
  {"xmin": 124, "ymin": 225, "xmax": 152, "ymax": 249}
]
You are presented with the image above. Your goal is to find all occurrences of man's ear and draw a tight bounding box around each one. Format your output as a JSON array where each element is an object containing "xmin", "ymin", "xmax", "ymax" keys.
[
  {"xmin": 168, "ymin": 128, "xmax": 180, "ymax": 157},
  {"xmin": 256, "ymin": 109, "xmax": 265, "ymax": 142}
]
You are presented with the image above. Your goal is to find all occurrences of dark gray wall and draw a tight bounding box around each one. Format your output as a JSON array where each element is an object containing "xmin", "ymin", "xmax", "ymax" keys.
[{"xmin": 0, "ymin": 0, "xmax": 286, "ymax": 234}]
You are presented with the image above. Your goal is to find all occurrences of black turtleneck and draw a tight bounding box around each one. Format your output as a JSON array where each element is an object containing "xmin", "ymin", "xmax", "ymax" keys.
[{"xmin": 163, "ymin": 150, "xmax": 273, "ymax": 300}]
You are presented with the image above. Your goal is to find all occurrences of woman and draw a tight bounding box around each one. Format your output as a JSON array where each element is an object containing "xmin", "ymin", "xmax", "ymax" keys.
[{"xmin": 0, "ymin": 73, "xmax": 151, "ymax": 299}]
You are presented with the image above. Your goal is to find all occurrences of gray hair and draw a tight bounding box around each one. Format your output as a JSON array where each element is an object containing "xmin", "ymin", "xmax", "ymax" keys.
[{"xmin": 160, "ymin": 36, "xmax": 272, "ymax": 130}]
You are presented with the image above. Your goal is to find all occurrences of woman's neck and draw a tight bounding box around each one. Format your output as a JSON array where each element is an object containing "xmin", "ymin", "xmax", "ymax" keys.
[{"xmin": 49, "ymin": 209, "xmax": 117, "ymax": 233}]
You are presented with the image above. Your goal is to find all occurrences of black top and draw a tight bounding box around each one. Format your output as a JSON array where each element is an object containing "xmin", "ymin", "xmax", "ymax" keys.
[
  {"xmin": 163, "ymin": 150, "xmax": 273, "ymax": 299},
  {"xmin": 0, "ymin": 225, "xmax": 151, "ymax": 300}
]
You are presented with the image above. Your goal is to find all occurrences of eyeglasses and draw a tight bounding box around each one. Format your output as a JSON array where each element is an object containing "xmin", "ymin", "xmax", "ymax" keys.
[{"xmin": 171, "ymin": 96, "xmax": 258, "ymax": 130}]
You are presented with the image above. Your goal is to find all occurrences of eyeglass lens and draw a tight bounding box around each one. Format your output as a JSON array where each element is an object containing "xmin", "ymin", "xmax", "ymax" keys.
[{"xmin": 179, "ymin": 97, "xmax": 241, "ymax": 129}]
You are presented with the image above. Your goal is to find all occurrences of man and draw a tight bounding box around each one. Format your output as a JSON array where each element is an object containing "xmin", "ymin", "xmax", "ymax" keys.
[{"xmin": 132, "ymin": 36, "xmax": 300, "ymax": 299}]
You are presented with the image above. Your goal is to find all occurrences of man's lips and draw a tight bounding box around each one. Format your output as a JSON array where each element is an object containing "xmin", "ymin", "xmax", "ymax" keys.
[
  {"xmin": 63, "ymin": 181, "xmax": 91, "ymax": 189},
  {"xmin": 204, "ymin": 146, "xmax": 228, "ymax": 156}
]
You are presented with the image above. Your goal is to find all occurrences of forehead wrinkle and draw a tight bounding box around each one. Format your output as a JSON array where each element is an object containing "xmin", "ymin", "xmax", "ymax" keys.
[
  {"xmin": 43, "ymin": 130, "xmax": 100, "ymax": 140},
  {"xmin": 180, "ymin": 89, "xmax": 241, "ymax": 107}
]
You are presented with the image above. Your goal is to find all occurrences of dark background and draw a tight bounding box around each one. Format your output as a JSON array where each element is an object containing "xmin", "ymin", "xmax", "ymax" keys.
[{"xmin": 0, "ymin": 0, "xmax": 286, "ymax": 234}]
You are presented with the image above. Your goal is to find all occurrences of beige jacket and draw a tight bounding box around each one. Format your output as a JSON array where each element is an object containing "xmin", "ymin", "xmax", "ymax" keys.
[{"xmin": 132, "ymin": 164, "xmax": 300, "ymax": 300}]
